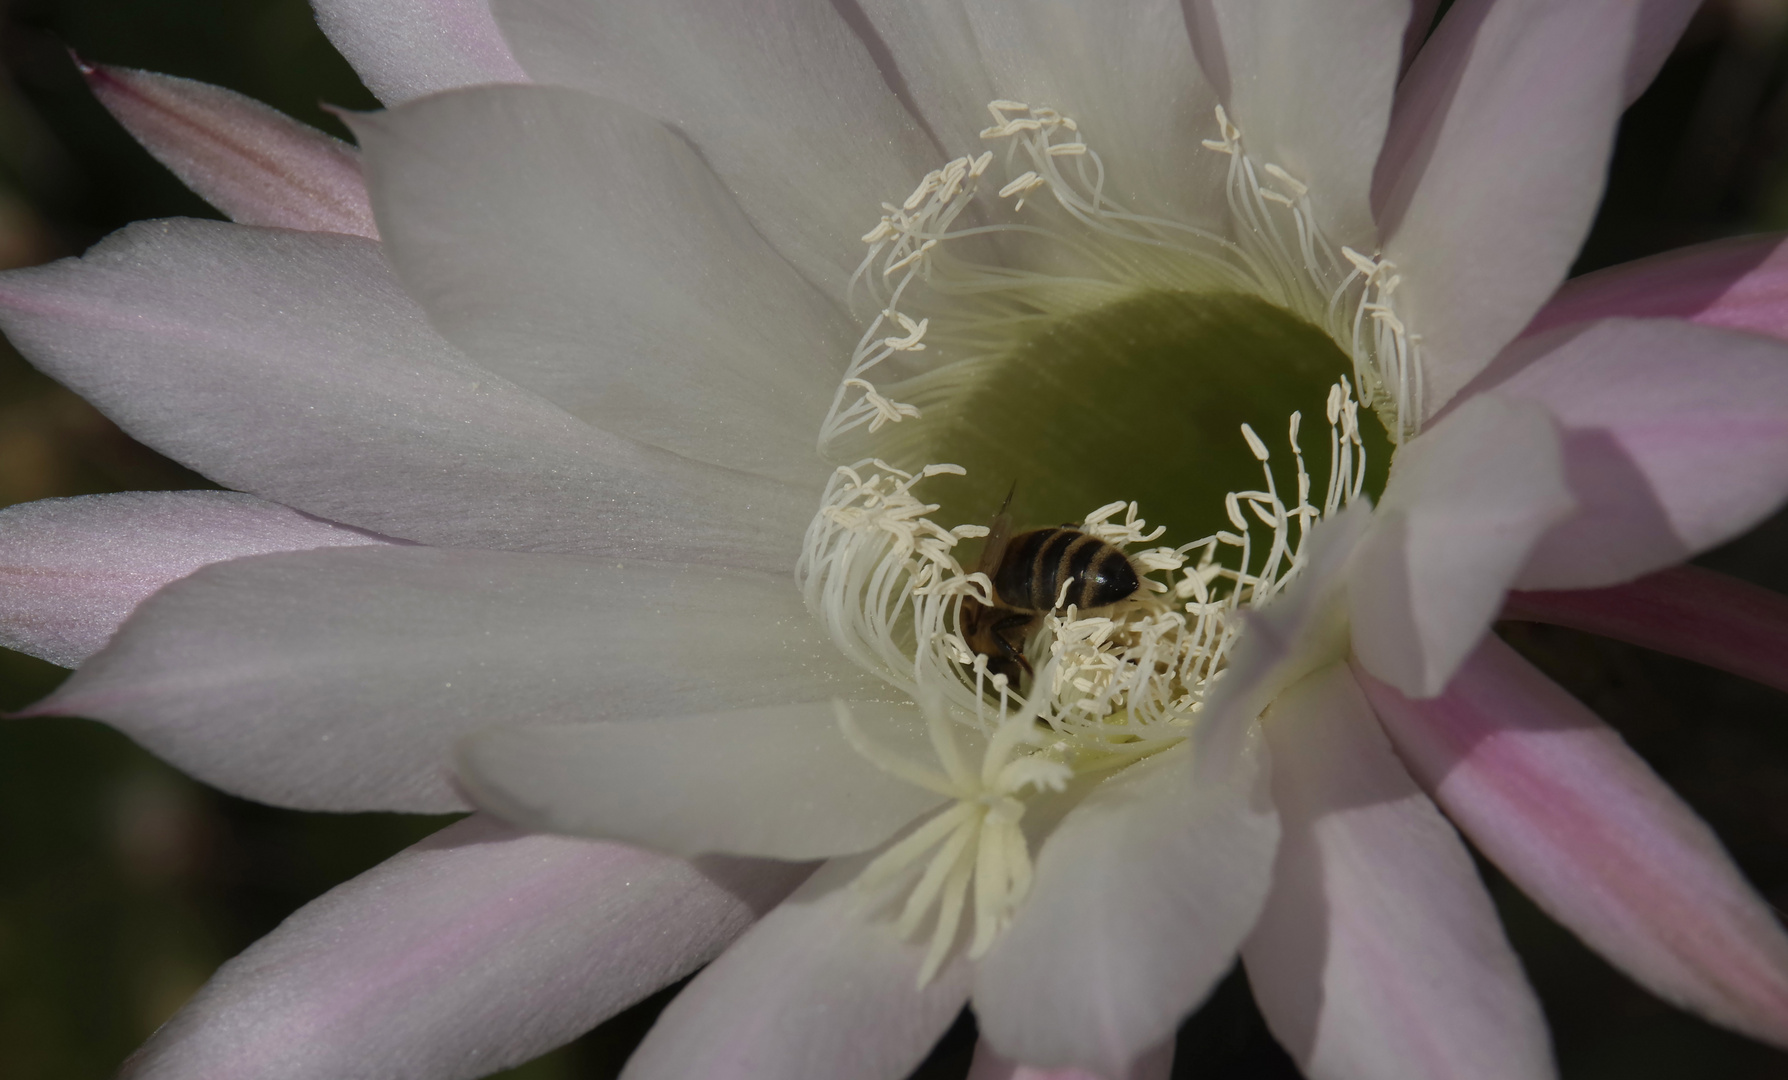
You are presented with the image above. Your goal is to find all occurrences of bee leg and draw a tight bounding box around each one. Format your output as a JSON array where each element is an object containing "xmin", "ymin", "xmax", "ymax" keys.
[
  {"xmin": 985, "ymin": 653, "xmax": 1026, "ymax": 688},
  {"xmin": 991, "ymin": 610, "xmax": 1036, "ymax": 682}
]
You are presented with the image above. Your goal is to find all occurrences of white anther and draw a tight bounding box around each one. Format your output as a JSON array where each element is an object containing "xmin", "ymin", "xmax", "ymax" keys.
[
  {"xmin": 1047, "ymin": 142, "xmax": 1088, "ymax": 157},
  {"xmin": 884, "ymin": 238, "xmax": 938, "ymax": 275},
  {"xmin": 998, "ymin": 172, "xmax": 1047, "ymax": 199},
  {"xmin": 842, "ymin": 380, "xmax": 922, "ymax": 432},
  {"xmin": 861, "ymin": 219, "xmax": 896, "ymax": 244},
  {"xmin": 904, "ymin": 172, "xmax": 942, "ymax": 211},
  {"xmin": 881, "ymin": 312, "xmax": 930, "ymax": 351},
  {"xmin": 969, "ymin": 151, "xmax": 994, "ymax": 177},
  {"xmin": 1258, "ymin": 189, "xmax": 1294, "ymax": 207},
  {"xmin": 1213, "ymin": 104, "xmax": 1241, "ymax": 143},
  {"xmin": 980, "ymin": 117, "xmax": 1045, "ymax": 139},
  {"xmin": 1341, "ymin": 246, "xmax": 1380, "ymax": 276},
  {"xmin": 1240, "ymin": 423, "xmax": 1270, "ymax": 461},
  {"xmin": 1368, "ymin": 307, "xmax": 1406, "ymax": 335},
  {"xmin": 1263, "ymin": 164, "xmax": 1308, "ymax": 197}
]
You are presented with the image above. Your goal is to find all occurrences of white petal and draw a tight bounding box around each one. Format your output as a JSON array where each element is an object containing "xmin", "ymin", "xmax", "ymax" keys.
[
  {"xmin": 126, "ymin": 814, "xmax": 807, "ymax": 1080},
  {"xmin": 82, "ymin": 63, "xmax": 376, "ymax": 238},
  {"xmin": 1348, "ymin": 394, "xmax": 1574, "ymax": 696},
  {"xmin": 0, "ymin": 490, "xmax": 392, "ymax": 669},
  {"xmin": 1211, "ymin": 500, "xmax": 1376, "ymax": 728},
  {"xmin": 1378, "ymin": 0, "xmax": 1645, "ymax": 416},
  {"xmin": 0, "ymin": 219, "xmax": 808, "ymax": 569},
  {"xmin": 1184, "ymin": 0, "xmax": 1411, "ymax": 245},
  {"xmin": 33, "ymin": 546, "xmax": 882, "ymax": 813},
  {"xmin": 459, "ymin": 702, "xmax": 946, "ymax": 860},
  {"xmin": 957, "ymin": 0, "xmax": 1226, "ymax": 223},
  {"xmin": 622, "ymin": 856, "xmax": 973, "ymax": 1080},
  {"xmin": 1482, "ymin": 318, "xmax": 1788, "ymax": 589},
  {"xmin": 491, "ymin": 0, "xmax": 936, "ymax": 296},
  {"xmin": 354, "ymin": 85, "xmax": 846, "ymax": 485},
  {"xmin": 1242, "ymin": 662, "xmax": 1554, "ymax": 1080},
  {"xmin": 312, "ymin": 0, "xmax": 528, "ymax": 104},
  {"xmin": 973, "ymin": 733, "xmax": 1279, "ymax": 1077},
  {"xmin": 854, "ymin": 0, "xmax": 999, "ymax": 152}
]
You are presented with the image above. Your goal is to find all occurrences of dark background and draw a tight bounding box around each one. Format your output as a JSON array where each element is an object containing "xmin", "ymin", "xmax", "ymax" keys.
[{"xmin": 2, "ymin": 1, "xmax": 1788, "ymax": 1077}]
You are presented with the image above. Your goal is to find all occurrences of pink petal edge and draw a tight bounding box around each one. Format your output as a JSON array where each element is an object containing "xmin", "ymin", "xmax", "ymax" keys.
[
  {"xmin": 1503, "ymin": 564, "xmax": 1788, "ymax": 695},
  {"xmin": 1356, "ymin": 637, "xmax": 1788, "ymax": 1049},
  {"xmin": 0, "ymin": 490, "xmax": 396, "ymax": 669},
  {"xmin": 1525, "ymin": 232, "xmax": 1788, "ymax": 343},
  {"xmin": 125, "ymin": 814, "xmax": 809, "ymax": 1080},
  {"xmin": 965, "ymin": 1039, "xmax": 1173, "ymax": 1080},
  {"xmin": 81, "ymin": 60, "xmax": 377, "ymax": 238},
  {"xmin": 1243, "ymin": 662, "xmax": 1553, "ymax": 1080}
]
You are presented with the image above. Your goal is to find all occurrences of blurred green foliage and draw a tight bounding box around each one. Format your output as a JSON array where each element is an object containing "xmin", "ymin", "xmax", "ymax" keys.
[{"xmin": 1, "ymin": 1, "xmax": 1787, "ymax": 1078}]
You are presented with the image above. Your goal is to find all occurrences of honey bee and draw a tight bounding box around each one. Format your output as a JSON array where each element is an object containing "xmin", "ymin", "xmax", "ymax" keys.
[{"xmin": 959, "ymin": 491, "xmax": 1142, "ymax": 688}]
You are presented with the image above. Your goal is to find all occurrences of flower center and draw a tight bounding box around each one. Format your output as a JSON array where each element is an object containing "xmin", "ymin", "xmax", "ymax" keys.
[
  {"xmin": 870, "ymin": 288, "xmax": 1393, "ymax": 545},
  {"xmin": 800, "ymin": 100, "xmax": 1411, "ymax": 981}
]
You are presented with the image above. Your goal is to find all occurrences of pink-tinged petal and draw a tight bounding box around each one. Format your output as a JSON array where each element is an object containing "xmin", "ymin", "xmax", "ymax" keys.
[
  {"xmin": 1526, "ymin": 233, "xmax": 1788, "ymax": 342},
  {"xmin": 1402, "ymin": 0, "xmax": 1441, "ymax": 71},
  {"xmin": 1503, "ymin": 564, "xmax": 1788, "ymax": 696},
  {"xmin": 492, "ymin": 0, "xmax": 934, "ymax": 299},
  {"xmin": 458, "ymin": 703, "xmax": 946, "ymax": 860},
  {"xmin": 0, "ymin": 490, "xmax": 394, "ymax": 669},
  {"xmin": 1480, "ymin": 319, "xmax": 1788, "ymax": 590},
  {"xmin": 1242, "ymin": 663, "xmax": 1554, "ymax": 1080},
  {"xmin": 1357, "ymin": 636, "xmax": 1788, "ymax": 1048},
  {"xmin": 621, "ymin": 855, "xmax": 972, "ymax": 1080},
  {"xmin": 1376, "ymin": 0, "xmax": 1642, "ymax": 416},
  {"xmin": 31, "ymin": 546, "xmax": 882, "ymax": 813},
  {"xmin": 1624, "ymin": 0, "xmax": 1704, "ymax": 104},
  {"xmin": 974, "ymin": 732, "xmax": 1279, "ymax": 1078},
  {"xmin": 0, "ymin": 219, "xmax": 808, "ymax": 569},
  {"xmin": 312, "ymin": 0, "xmax": 527, "ymax": 105},
  {"xmin": 354, "ymin": 85, "xmax": 846, "ymax": 485},
  {"xmin": 1349, "ymin": 394, "xmax": 1574, "ymax": 696},
  {"xmin": 81, "ymin": 62, "xmax": 376, "ymax": 238},
  {"xmin": 1185, "ymin": 0, "xmax": 1410, "ymax": 245},
  {"xmin": 124, "ymin": 814, "xmax": 808, "ymax": 1080},
  {"xmin": 966, "ymin": 1040, "xmax": 1173, "ymax": 1080}
]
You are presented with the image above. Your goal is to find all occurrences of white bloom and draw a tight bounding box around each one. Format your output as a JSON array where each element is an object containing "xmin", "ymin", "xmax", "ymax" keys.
[{"xmin": 7, "ymin": 3, "xmax": 1788, "ymax": 1080}]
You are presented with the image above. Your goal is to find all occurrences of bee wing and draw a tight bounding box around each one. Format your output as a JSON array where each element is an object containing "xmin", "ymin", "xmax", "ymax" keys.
[
  {"xmin": 977, "ymin": 480, "xmax": 1018, "ymax": 575},
  {"xmin": 978, "ymin": 508, "xmax": 1013, "ymax": 576}
]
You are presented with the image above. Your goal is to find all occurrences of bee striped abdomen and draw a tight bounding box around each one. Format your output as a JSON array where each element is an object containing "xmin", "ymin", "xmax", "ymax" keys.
[{"xmin": 993, "ymin": 527, "xmax": 1141, "ymax": 612}]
